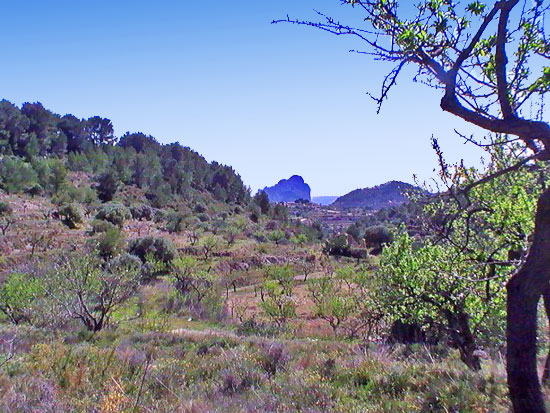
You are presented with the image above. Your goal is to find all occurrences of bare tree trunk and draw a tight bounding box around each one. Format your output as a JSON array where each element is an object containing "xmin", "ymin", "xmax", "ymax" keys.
[
  {"xmin": 541, "ymin": 286, "xmax": 550, "ymax": 386},
  {"xmin": 507, "ymin": 188, "xmax": 550, "ymax": 413}
]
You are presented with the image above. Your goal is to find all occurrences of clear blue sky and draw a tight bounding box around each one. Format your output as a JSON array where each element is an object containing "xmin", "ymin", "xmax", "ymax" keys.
[{"xmin": 0, "ymin": 0, "xmax": 486, "ymax": 196}]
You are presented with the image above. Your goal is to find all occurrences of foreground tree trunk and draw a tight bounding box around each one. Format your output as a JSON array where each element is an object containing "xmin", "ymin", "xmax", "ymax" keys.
[
  {"xmin": 542, "ymin": 286, "xmax": 550, "ymax": 386},
  {"xmin": 507, "ymin": 188, "xmax": 550, "ymax": 412}
]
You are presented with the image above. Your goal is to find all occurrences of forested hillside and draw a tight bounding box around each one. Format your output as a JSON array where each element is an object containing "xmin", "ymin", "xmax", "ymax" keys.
[
  {"xmin": 332, "ymin": 181, "xmax": 423, "ymax": 210},
  {"xmin": 0, "ymin": 100, "xmax": 250, "ymax": 206}
]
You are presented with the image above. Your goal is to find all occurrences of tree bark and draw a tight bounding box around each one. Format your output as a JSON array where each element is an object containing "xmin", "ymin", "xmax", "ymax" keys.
[
  {"xmin": 507, "ymin": 188, "xmax": 550, "ymax": 413},
  {"xmin": 445, "ymin": 309, "xmax": 481, "ymax": 371},
  {"xmin": 541, "ymin": 286, "xmax": 550, "ymax": 386}
]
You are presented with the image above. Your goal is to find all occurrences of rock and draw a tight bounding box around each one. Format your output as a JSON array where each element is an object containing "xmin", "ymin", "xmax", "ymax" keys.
[{"xmin": 262, "ymin": 175, "xmax": 311, "ymax": 203}]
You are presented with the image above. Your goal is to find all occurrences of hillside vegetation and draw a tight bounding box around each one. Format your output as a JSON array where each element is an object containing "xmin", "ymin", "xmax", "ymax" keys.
[
  {"xmin": 332, "ymin": 181, "xmax": 423, "ymax": 210},
  {"xmin": 0, "ymin": 100, "xmax": 542, "ymax": 411}
]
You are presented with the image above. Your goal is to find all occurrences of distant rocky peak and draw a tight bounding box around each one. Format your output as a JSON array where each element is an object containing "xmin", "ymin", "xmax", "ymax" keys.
[{"xmin": 263, "ymin": 175, "xmax": 311, "ymax": 203}]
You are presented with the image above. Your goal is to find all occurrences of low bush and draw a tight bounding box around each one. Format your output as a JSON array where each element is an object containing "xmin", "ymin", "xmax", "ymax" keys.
[
  {"xmin": 128, "ymin": 236, "xmax": 177, "ymax": 264},
  {"xmin": 96, "ymin": 202, "xmax": 131, "ymax": 227},
  {"xmin": 89, "ymin": 219, "xmax": 117, "ymax": 234},
  {"xmin": 58, "ymin": 203, "xmax": 83, "ymax": 229},
  {"xmin": 96, "ymin": 226, "xmax": 125, "ymax": 259},
  {"xmin": 130, "ymin": 203, "xmax": 154, "ymax": 221}
]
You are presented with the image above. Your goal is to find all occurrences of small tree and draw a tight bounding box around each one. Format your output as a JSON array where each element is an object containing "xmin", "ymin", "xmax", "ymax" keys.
[
  {"xmin": 379, "ymin": 231, "xmax": 487, "ymax": 370},
  {"xmin": 187, "ymin": 230, "xmax": 200, "ymax": 246},
  {"xmin": 267, "ymin": 230, "xmax": 285, "ymax": 245},
  {"xmin": 224, "ymin": 226, "xmax": 240, "ymax": 246},
  {"xmin": 298, "ymin": 253, "xmax": 316, "ymax": 282},
  {"xmin": 171, "ymin": 256, "xmax": 217, "ymax": 304},
  {"xmin": 0, "ymin": 273, "xmax": 44, "ymax": 325},
  {"xmin": 58, "ymin": 203, "xmax": 83, "ymax": 229},
  {"xmin": 260, "ymin": 280, "xmax": 297, "ymax": 327},
  {"xmin": 260, "ymin": 265, "xmax": 297, "ymax": 326},
  {"xmin": 27, "ymin": 232, "xmax": 46, "ymax": 257},
  {"xmin": 290, "ymin": 233, "xmax": 308, "ymax": 249},
  {"xmin": 308, "ymin": 265, "xmax": 382, "ymax": 338},
  {"xmin": 42, "ymin": 254, "xmax": 140, "ymax": 332},
  {"xmin": 0, "ymin": 202, "xmax": 14, "ymax": 235},
  {"xmin": 96, "ymin": 170, "xmax": 119, "ymax": 202},
  {"xmin": 201, "ymin": 235, "xmax": 219, "ymax": 260},
  {"xmin": 308, "ymin": 276, "xmax": 355, "ymax": 335},
  {"xmin": 253, "ymin": 190, "xmax": 270, "ymax": 214}
]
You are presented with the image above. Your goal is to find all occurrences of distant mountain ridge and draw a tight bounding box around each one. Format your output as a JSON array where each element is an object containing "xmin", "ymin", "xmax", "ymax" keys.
[
  {"xmin": 263, "ymin": 175, "xmax": 311, "ymax": 203},
  {"xmin": 331, "ymin": 181, "xmax": 422, "ymax": 210}
]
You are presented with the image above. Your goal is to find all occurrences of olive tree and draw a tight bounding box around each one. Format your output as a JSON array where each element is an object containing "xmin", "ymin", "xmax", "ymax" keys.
[{"xmin": 276, "ymin": 1, "xmax": 550, "ymax": 409}]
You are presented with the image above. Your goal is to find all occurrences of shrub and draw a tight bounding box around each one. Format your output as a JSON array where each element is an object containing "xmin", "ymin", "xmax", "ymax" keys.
[
  {"xmin": 53, "ymin": 184, "xmax": 97, "ymax": 205},
  {"xmin": 96, "ymin": 226, "xmax": 125, "ymax": 259},
  {"xmin": 95, "ymin": 170, "xmax": 119, "ymax": 202},
  {"xmin": 128, "ymin": 236, "xmax": 177, "ymax": 264},
  {"xmin": 258, "ymin": 342, "xmax": 290, "ymax": 376},
  {"xmin": 194, "ymin": 203, "xmax": 207, "ymax": 213},
  {"xmin": 109, "ymin": 253, "xmax": 142, "ymax": 275},
  {"xmin": 96, "ymin": 202, "xmax": 131, "ymax": 227},
  {"xmin": 58, "ymin": 203, "xmax": 83, "ymax": 229},
  {"xmin": 364, "ymin": 225, "xmax": 393, "ymax": 250},
  {"xmin": 250, "ymin": 212, "xmax": 260, "ymax": 223},
  {"xmin": 197, "ymin": 213, "xmax": 210, "ymax": 222},
  {"xmin": 27, "ymin": 183, "xmax": 43, "ymax": 197},
  {"xmin": 0, "ymin": 272, "xmax": 44, "ymax": 325},
  {"xmin": 89, "ymin": 219, "xmax": 117, "ymax": 234},
  {"xmin": 0, "ymin": 156, "xmax": 38, "ymax": 194},
  {"xmin": 165, "ymin": 212, "xmax": 188, "ymax": 233},
  {"xmin": 267, "ymin": 230, "xmax": 286, "ymax": 245},
  {"xmin": 130, "ymin": 203, "xmax": 154, "ymax": 221},
  {"xmin": 0, "ymin": 202, "xmax": 12, "ymax": 216}
]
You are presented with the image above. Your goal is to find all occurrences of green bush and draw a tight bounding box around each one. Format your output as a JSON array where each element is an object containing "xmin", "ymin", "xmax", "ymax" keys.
[
  {"xmin": 89, "ymin": 219, "xmax": 117, "ymax": 234},
  {"xmin": 96, "ymin": 226, "xmax": 125, "ymax": 259},
  {"xmin": 130, "ymin": 203, "xmax": 154, "ymax": 221},
  {"xmin": 52, "ymin": 184, "xmax": 97, "ymax": 205},
  {"xmin": 96, "ymin": 202, "xmax": 131, "ymax": 227},
  {"xmin": 0, "ymin": 272, "xmax": 44, "ymax": 325},
  {"xmin": 58, "ymin": 203, "xmax": 84, "ymax": 229},
  {"xmin": 128, "ymin": 236, "xmax": 177, "ymax": 264},
  {"xmin": 109, "ymin": 252, "xmax": 142, "ymax": 275},
  {"xmin": 95, "ymin": 170, "xmax": 119, "ymax": 202},
  {"xmin": 0, "ymin": 156, "xmax": 38, "ymax": 194},
  {"xmin": 165, "ymin": 211, "xmax": 188, "ymax": 233},
  {"xmin": 0, "ymin": 202, "xmax": 12, "ymax": 216},
  {"xmin": 364, "ymin": 225, "xmax": 393, "ymax": 248}
]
